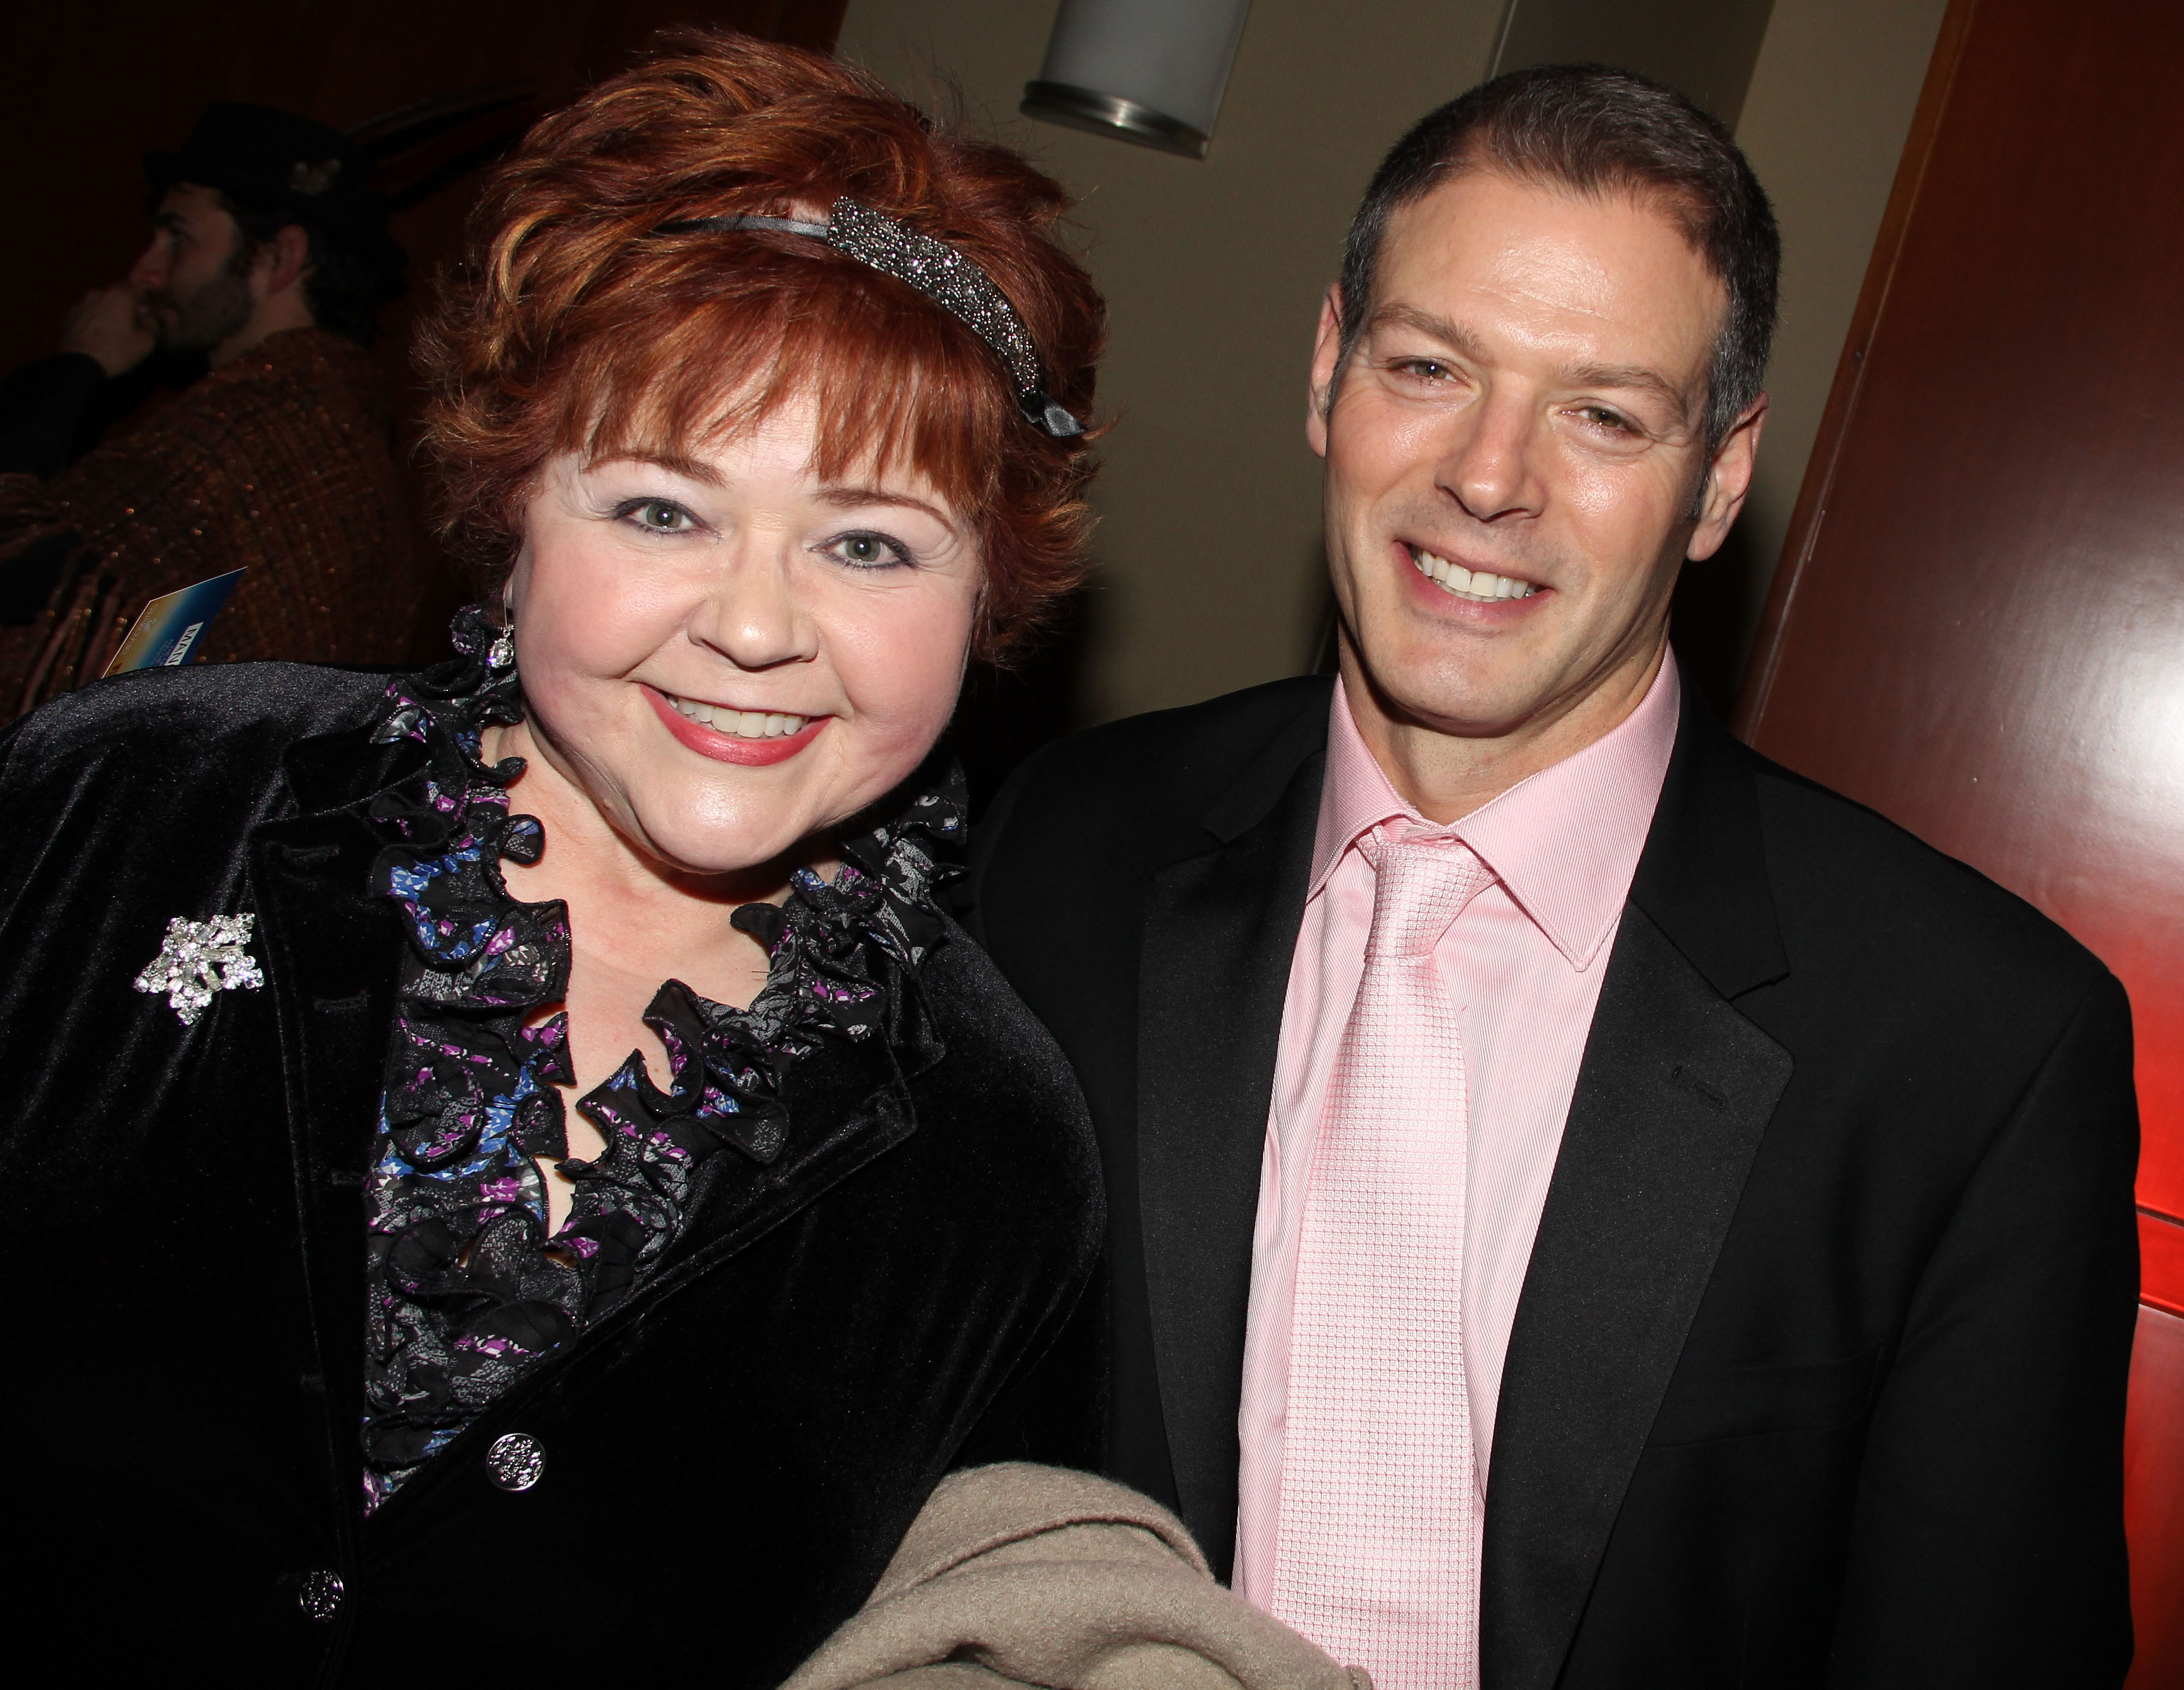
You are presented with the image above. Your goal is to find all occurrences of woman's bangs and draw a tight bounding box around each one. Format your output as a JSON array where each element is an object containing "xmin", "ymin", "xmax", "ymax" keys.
[{"xmin": 574, "ymin": 260, "xmax": 1012, "ymax": 524}]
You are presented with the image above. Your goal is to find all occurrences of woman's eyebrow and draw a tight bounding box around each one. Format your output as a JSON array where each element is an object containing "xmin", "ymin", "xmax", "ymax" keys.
[
  {"xmin": 591, "ymin": 449, "xmax": 725, "ymax": 485},
  {"xmin": 818, "ymin": 485, "xmax": 951, "ymax": 525}
]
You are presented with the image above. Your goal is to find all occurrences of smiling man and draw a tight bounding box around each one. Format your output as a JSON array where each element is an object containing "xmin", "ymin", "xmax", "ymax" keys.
[{"xmin": 967, "ymin": 66, "xmax": 2139, "ymax": 1689}]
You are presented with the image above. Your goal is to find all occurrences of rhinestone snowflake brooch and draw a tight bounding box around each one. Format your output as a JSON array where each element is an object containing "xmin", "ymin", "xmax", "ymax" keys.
[{"xmin": 134, "ymin": 912, "xmax": 265, "ymax": 1025}]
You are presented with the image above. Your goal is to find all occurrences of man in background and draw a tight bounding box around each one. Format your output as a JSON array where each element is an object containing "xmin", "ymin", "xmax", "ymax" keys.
[{"xmin": 0, "ymin": 103, "xmax": 421, "ymax": 710}]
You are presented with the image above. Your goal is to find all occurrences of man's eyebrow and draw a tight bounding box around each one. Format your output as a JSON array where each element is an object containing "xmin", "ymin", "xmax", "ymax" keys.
[
  {"xmin": 1370, "ymin": 302, "xmax": 1695, "ymax": 412},
  {"xmin": 1560, "ymin": 360, "xmax": 1689, "ymax": 409},
  {"xmin": 1368, "ymin": 303, "xmax": 1494, "ymax": 364}
]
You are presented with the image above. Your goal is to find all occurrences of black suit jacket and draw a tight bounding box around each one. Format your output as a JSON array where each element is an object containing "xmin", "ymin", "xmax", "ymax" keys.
[
  {"xmin": 0, "ymin": 663, "xmax": 1102, "ymax": 1686},
  {"xmin": 964, "ymin": 670, "xmax": 2140, "ymax": 1689}
]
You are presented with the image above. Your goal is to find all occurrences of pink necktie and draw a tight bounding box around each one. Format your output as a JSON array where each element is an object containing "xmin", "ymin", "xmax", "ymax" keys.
[{"xmin": 1271, "ymin": 830, "xmax": 1490, "ymax": 1690}]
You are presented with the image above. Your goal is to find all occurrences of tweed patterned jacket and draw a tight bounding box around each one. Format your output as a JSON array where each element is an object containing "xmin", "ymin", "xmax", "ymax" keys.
[{"xmin": 0, "ymin": 327, "xmax": 420, "ymax": 715}]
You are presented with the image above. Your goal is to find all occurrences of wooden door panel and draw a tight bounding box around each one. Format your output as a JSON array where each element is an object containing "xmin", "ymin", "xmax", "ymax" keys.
[
  {"xmin": 1732, "ymin": 1, "xmax": 2184, "ymax": 1673},
  {"xmin": 2127, "ymin": 1302, "xmax": 2184, "ymax": 1689},
  {"xmin": 1735, "ymin": 0, "xmax": 2184, "ymax": 1279}
]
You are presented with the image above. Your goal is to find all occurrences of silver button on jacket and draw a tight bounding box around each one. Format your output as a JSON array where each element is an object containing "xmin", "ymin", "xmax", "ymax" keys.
[
  {"xmin": 485, "ymin": 1432, "xmax": 545, "ymax": 1492},
  {"xmin": 298, "ymin": 1569, "xmax": 344, "ymax": 1622}
]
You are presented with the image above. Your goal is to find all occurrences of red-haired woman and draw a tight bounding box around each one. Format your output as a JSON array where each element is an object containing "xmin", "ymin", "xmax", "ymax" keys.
[{"xmin": 0, "ymin": 34, "xmax": 1105, "ymax": 1685}]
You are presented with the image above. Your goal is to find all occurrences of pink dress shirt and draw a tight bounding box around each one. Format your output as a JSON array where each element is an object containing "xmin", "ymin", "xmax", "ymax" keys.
[{"xmin": 1231, "ymin": 658, "xmax": 1681, "ymax": 1610}]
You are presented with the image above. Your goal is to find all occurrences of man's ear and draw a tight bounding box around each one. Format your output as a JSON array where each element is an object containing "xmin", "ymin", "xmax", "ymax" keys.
[
  {"xmin": 1686, "ymin": 393, "xmax": 1769, "ymax": 563},
  {"xmin": 255, "ymin": 224, "xmax": 313, "ymax": 301},
  {"xmin": 1306, "ymin": 284, "xmax": 1345, "ymax": 460}
]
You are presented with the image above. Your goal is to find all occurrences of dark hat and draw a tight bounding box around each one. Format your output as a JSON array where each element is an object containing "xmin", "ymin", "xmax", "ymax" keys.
[{"xmin": 147, "ymin": 103, "xmax": 406, "ymax": 297}]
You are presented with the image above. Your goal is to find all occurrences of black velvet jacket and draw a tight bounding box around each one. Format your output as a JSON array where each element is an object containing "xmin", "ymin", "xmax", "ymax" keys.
[{"xmin": 0, "ymin": 662, "xmax": 1102, "ymax": 1686}]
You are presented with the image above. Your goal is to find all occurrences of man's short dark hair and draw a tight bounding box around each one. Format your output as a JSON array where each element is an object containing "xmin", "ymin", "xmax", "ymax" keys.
[
  {"xmin": 1339, "ymin": 64, "xmax": 1780, "ymax": 448},
  {"xmin": 147, "ymin": 104, "xmax": 407, "ymax": 349},
  {"xmin": 221, "ymin": 196, "xmax": 389, "ymax": 346}
]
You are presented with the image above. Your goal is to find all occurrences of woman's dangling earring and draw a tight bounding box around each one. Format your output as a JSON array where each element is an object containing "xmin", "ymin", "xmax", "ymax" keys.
[{"xmin": 488, "ymin": 601, "xmax": 515, "ymax": 672}]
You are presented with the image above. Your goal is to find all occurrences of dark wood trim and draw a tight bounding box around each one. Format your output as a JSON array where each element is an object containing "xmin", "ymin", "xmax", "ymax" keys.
[{"xmin": 2126, "ymin": 1302, "xmax": 2184, "ymax": 1688}]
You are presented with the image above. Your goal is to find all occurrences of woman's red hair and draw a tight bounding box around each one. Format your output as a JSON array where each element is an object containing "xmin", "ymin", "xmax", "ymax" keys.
[{"xmin": 417, "ymin": 31, "xmax": 1104, "ymax": 661}]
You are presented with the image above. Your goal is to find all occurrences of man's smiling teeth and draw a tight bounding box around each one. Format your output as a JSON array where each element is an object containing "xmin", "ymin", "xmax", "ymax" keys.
[
  {"xmin": 1411, "ymin": 548, "xmax": 1539, "ymax": 601},
  {"xmin": 663, "ymin": 694, "xmax": 809, "ymax": 738}
]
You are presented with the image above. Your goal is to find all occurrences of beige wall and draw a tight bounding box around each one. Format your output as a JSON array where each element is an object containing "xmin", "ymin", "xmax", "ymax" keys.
[
  {"xmin": 1496, "ymin": 0, "xmax": 1777, "ymax": 129},
  {"xmin": 1730, "ymin": 0, "xmax": 1949, "ymax": 655},
  {"xmin": 839, "ymin": 0, "xmax": 1948, "ymax": 724}
]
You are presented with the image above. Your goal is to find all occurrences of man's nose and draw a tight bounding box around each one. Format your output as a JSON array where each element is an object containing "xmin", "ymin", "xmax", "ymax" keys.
[
  {"xmin": 687, "ymin": 546, "xmax": 820, "ymax": 672},
  {"xmin": 1439, "ymin": 388, "xmax": 1544, "ymax": 524},
  {"xmin": 128, "ymin": 236, "xmax": 167, "ymax": 292}
]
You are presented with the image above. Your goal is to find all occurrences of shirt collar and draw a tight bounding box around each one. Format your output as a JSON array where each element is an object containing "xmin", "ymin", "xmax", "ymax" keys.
[{"xmin": 1310, "ymin": 659, "xmax": 1682, "ymax": 968}]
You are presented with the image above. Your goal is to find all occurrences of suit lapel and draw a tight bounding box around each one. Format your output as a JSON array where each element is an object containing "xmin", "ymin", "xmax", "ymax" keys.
[
  {"xmin": 1481, "ymin": 695, "xmax": 1793, "ymax": 1690},
  {"xmin": 1136, "ymin": 704, "xmax": 1329, "ymax": 1571}
]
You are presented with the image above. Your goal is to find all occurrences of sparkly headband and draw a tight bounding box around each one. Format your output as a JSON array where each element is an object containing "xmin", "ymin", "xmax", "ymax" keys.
[{"xmin": 657, "ymin": 197, "xmax": 1084, "ymax": 439}]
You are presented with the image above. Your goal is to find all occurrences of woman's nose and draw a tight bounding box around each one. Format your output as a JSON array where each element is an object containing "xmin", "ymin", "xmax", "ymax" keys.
[{"xmin": 687, "ymin": 549, "xmax": 819, "ymax": 671}]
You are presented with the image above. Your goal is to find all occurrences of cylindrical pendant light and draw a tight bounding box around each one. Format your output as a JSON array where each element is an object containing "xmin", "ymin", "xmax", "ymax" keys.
[{"xmin": 1021, "ymin": 0, "xmax": 1255, "ymax": 161}]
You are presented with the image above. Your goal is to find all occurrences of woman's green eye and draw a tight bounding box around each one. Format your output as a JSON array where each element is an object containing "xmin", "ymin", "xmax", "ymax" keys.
[
  {"xmin": 614, "ymin": 497, "xmax": 695, "ymax": 533},
  {"xmin": 832, "ymin": 531, "xmax": 910, "ymax": 569}
]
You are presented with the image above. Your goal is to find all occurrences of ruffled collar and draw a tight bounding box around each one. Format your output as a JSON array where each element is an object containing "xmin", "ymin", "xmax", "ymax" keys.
[{"xmin": 356, "ymin": 606, "xmax": 964, "ymax": 1509}]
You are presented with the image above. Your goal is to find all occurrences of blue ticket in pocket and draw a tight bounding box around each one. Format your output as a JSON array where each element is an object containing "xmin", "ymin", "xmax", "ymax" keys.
[{"xmin": 102, "ymin": 568, "xmax": 246, "ymax": 677}]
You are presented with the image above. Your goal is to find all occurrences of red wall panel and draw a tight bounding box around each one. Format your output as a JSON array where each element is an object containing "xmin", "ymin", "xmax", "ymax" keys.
[
  {"xmin": 1736, "ymin": 0, "xmax": 2184, "ymax": 1303},
  {"xmin": 1732, "ymin": 2, "xmax": 2184, "ymax": 1674}
]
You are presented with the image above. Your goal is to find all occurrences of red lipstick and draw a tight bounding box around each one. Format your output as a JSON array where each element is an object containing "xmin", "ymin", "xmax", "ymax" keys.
[{"xmin": 644, "ymin": 685, "xmax": 826, "ymax": 767}]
